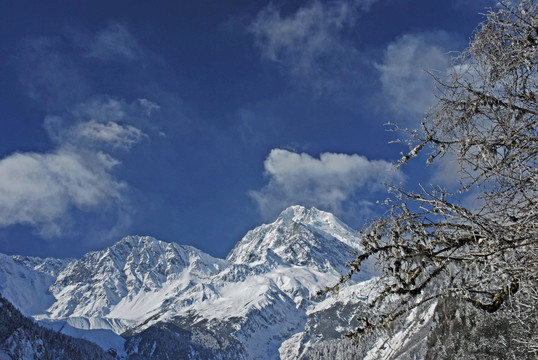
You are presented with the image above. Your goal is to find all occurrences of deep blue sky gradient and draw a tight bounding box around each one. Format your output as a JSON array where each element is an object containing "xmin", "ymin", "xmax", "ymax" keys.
[{"xmin": 0, "ymin": 0, "xmax": 492, "ymax": 258}]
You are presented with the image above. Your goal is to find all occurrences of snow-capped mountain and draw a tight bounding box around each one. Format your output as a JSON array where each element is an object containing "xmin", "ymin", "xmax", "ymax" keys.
[
  {"xmin": 45, "ymin": 236, "xmax": 227, "ymax": 328},
  {"xmin": 227, "ymin": 206, "xmax": 367, "ymax": 272},
  {"xmin": 0, "ymin": 206, "xmax": 426, "ymax": 359}
]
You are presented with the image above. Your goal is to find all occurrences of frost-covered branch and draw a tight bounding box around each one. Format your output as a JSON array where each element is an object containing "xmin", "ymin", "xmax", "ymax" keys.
[{"xmin": 333, "ymin": 1, "xmax": 538, "ymax": 354}]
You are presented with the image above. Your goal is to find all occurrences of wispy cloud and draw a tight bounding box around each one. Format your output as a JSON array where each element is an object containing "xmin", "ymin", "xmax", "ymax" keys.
[
  {"xmin": 250, "ymin": 148, "xmax": 403, "ymax": 222},
  {"xmin": 44, "ymin": 96, "xmax": 157, "ymax": 149},
  {"xmin": 71, "ymin": 120, "xmax": 144, "ymax": 149},
  {"xmin": 451, "ymin": 0, "xmax": 493, "ymax": 12},
  {"xmin": 86, "ymin": 23, "xmax": 141, "ymax": 61},
  {"xmin": 16, "ymin": 23, "xmax": 142, "ymax": 112},
  {"xmin": 17, "ymin": 37, "xmax": 90, "ymax": 109},
  {"xmin": 376, "ymin": 31, "xmax": 459, "ymax": 120},
  {"xmin": 250, "ymin": 0, "xmax": 377, "ymax": 93}
]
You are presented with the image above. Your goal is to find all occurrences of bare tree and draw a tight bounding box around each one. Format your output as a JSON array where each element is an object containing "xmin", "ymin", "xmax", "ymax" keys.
[{"xmin": 329, "ymin": 0, "xmax": 537, "ymax": 354}]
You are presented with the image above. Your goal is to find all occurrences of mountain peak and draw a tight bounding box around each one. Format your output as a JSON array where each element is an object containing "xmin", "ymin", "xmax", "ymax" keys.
[
  {"xmin": 278, "ymin": 205, "xmax": 310, "ymax": 220},
  {"xmin": 112, "ymin": 235, "xmax": 162, "ymax": 251},
  {"xmin": 226, "ymin": 205, "xmax": 361, "ymax": 269},
  {"xmin": 277, "ymin": 206, "xmax": 340, "ymax": 228}
]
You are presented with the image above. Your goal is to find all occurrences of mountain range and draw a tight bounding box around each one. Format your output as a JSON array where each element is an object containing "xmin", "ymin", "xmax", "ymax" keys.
[{"xmin": 0, "ymin": 206, "xmax": 434, "ymax": 359}]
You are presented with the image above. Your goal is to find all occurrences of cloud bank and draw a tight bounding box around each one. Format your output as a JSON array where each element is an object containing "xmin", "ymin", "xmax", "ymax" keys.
[{"xmin": 250, "ymin": 148, "xmax": 403, "ymax": 222}]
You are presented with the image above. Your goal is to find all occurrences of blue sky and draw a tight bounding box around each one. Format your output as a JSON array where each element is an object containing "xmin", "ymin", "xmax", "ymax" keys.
[{"xmin": 0, "ymin": 0, "xmax": 492, "ymax": 259}]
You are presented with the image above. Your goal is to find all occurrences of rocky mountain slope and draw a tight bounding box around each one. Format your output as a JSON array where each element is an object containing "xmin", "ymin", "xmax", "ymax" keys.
[{"xmin": 0, "ymin": 206, "xmax": 431, "ymax": 359}]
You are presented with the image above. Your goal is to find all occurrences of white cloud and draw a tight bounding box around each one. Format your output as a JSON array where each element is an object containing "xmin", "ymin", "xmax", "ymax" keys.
[
  {"xmin": 376, "ymin": 31, "xmax": 459, "ymax": 119},
  {"xmin": 0, "ymin": 149, "xmax": 124, "ymax": 238},
  {"xmin": 86, "ymin": 23, "xmax": 141, "ymax": 61},
  {"xmin": 44, "ymin": 96, "xmax": 156, "ymax": 149},
  {"xmin": 0, "ymin": 95, "xmax": 156, "ymax": 239},
  {"xmin": 250, "ymin": 148, "xmax": 403, "ymax": 221},
  {"xmin": 250, "ymin": 0, "xmax": 376, "ymax": 92}
]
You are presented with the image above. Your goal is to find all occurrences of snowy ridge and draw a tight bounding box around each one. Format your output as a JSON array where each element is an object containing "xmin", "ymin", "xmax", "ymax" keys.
[
  {"xmin": 43, "ymin": 236, "xmax": 227, "ymax": 329},
  {"xmin": 0, "ymin": 253, "xmax": 72, "ymax": 316}
]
